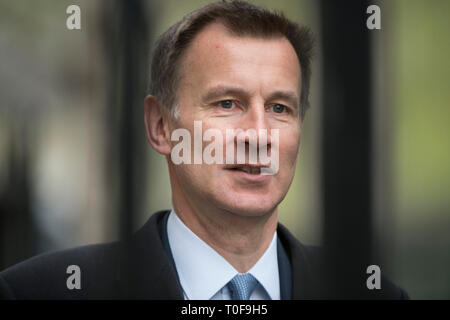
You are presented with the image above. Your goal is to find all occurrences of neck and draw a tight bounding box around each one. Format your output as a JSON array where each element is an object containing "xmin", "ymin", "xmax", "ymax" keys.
[{"xmin": 170, "ymin": 178, "xmax": 277, "ymax": 273}]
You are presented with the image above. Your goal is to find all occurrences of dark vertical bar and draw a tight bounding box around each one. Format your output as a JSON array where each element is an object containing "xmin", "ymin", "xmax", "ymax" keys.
[
  {"xmin": 118, "ymin": 0, "xmax": 142, "ymax": 240},
  {"xmin": 320, "ymin": 0, "xmax": 373, "ymax": 298},
  {"xmin": 101, "ymin": 0, "xmax": 150, "ymax": 241},
  {"xmin": 0, "ymin": 120, "xmax": 37, "ymax": 270},
  {"xmin": 101, "ymin": 0, "xmax": 151, "ymax": 298}
]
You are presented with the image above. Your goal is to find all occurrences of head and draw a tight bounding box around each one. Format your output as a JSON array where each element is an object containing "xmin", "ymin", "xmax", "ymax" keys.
[{"xmin": 145, "ymin": 0, "xmax": 314, "ymax": 219}]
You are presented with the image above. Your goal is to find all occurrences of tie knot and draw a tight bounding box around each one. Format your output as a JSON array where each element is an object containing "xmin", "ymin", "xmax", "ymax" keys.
[{"xmin": 227, "ymin": 273, "xmax": 258, "ymax": 300}]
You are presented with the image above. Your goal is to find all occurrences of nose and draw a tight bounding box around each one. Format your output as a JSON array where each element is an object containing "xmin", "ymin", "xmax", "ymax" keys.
[
  {"xmin": 236, "ymin": 100, "xmax": 273, "ymax": 145},
  {"xmin": 241, "ymin": 100, "xmax": 269, "ymax": 133},
  {"xmin": 233, "ymin": 101, "xmax": 273, "ymax": 164}
]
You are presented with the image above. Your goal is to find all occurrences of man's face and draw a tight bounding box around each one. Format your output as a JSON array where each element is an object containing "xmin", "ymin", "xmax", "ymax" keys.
[{"xmin": 168, "ymin": 23, "xmax": 303, "ymax": 217}]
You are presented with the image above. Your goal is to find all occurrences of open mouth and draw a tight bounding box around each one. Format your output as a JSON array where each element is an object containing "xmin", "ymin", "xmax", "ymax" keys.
[{"xmin": 229, "ymin": 166, "xmax": 262, "ymax": 174}]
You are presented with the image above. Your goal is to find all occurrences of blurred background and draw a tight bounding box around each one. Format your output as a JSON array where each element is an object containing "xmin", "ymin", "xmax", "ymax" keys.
[{"xmin": 0, "ymin": 0, "xmax": 448, "ymax": 299}]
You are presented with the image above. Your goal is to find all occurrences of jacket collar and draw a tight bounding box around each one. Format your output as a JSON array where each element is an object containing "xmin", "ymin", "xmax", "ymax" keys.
[
  {"xmin": 277, "ymin": 223, "xmax": 318, "ymax": 299},
  {"xmin": 121, "ymin": 210, "xmax": 315, "ymax": 299},
  {"xmin": 118, "ymin": 210, "xmax": 184, "ymax": 299}
]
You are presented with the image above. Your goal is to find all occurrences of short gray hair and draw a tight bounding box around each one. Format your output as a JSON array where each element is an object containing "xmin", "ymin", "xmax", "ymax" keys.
[{"xmin": 149, "ymin": 0, "xmax": 314, "ymax": 119}]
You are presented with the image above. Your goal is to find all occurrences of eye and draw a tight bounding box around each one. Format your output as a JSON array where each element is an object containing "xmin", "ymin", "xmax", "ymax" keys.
[
  {"xmin": 219, "ymin": 100, "xmax": 234, "ymax": 109},
  {"xmin": 271, "ymin": 104, "xmax": 286, "ymax": 113}
]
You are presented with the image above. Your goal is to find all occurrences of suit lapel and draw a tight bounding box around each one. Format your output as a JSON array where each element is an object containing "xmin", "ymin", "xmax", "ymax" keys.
[
  {"xmin": 121, "ymin": 210, "xmax": 184, "ymax": 299},
  {"xmin": 277, "ymin": 237, "xmax": 292, "ymax": 299},
  {"xmin": 277, "ymin": 223, "xmax": 317, "ymax": 299},
  {"xmin": 123, "ymin": 211, "xmax": 316, "ymax": 300}
]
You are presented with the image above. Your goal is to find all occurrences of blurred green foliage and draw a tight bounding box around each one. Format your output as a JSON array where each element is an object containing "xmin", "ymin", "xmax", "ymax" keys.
[{"xmin": 391, "ymin": 0, "xmax": 450, "ymax": 299}]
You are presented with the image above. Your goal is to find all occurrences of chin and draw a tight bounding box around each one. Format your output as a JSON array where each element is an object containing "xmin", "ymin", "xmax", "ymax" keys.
[{"xmin": 218, "ymin": 193, "xmax": 280, "ymax": 218}]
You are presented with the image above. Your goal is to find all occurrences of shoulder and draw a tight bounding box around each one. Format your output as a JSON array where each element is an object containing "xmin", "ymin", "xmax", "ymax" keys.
[
  {"xmin": 0, "ymin": 241, "xmax": 124, "ymax": 299},
  {"xmin": 276, "ymin": 222, "xmax": 409, "ymax": 300},
  {"xmin": 0, "ymin": 210, "xmax": 171, "ymax": 300}
]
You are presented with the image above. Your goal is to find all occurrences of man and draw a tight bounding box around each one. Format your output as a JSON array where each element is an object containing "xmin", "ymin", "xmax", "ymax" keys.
[{"xmin": 0, "ymin": 0, "xmax": 407, "ymax": 300}]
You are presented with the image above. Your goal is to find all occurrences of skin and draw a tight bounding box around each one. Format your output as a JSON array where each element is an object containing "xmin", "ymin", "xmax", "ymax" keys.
[{"xmin": 144, "ymin": 23, "xmax": 305, "ymax": 273}]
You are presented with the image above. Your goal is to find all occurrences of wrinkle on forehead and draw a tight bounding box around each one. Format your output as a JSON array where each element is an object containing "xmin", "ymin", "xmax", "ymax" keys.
[
  {"xmin": 179, "ymin": 22, "xmax": 302, "ymax": 102},
  {"xmin": 183, "ymin": 23, "xmax": 300, "ymax": 77}
]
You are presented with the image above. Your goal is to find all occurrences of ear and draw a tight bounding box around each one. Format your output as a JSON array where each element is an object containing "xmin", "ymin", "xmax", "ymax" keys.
[{"xmin": 144, "ymin": 95, "xmax": 172, "ymax": 155}]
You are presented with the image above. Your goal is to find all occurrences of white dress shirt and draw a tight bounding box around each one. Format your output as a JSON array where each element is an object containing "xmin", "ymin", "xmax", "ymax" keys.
[{"xmin": 166, "ymin": 210, "xmax": 280, "ymax": 300}]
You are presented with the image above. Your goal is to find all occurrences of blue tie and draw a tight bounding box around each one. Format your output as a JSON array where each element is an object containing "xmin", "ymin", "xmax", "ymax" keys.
[{"xmin": 227, "ymin": 273, "xmax": 258, "ymax": 300}]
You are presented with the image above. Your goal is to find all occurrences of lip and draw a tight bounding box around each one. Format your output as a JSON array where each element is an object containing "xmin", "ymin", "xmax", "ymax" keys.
[
  {"xmin": 223, "ymin": 163, "xmax": 271, "ymax": 170},
  {"xmin": 224, "ymin": 165, "xmax": 272, "ymax": 183}
]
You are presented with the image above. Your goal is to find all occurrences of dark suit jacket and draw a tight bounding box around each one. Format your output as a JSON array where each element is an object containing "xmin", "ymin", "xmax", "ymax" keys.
[{"xmin": 0, "ymin": 210, "xmax": 408, "ymax": 299}]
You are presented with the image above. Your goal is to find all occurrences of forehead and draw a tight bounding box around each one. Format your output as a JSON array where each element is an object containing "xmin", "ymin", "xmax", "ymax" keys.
[{"xmin": 179, "ymin": 22, "xmax": 301, "ymax": 96}]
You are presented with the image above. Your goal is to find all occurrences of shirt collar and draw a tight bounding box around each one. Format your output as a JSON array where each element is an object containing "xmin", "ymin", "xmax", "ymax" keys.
[
  {"xmin": 247, "ymin": 228, "xmax": 280, "ymax": 300},
  {"xmin": 167, "ymin": 209, "xmax": 280, "ymax": 300}
]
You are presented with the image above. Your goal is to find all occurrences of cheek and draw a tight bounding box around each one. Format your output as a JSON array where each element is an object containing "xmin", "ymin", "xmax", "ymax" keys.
[
  {"xmin": 173, "ymin": 164, "xmax": 207, "ymax": 197},
  {"xmin": 280, "ymin": 129, "xmax": 301, "ymax": 159}
]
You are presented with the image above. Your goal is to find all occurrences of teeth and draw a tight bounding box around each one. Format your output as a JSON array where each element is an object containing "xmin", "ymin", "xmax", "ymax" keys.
[
  {"xmin": 250, "ymin": 167, "xmax": 261, "ymax": 174},
  {"xmin": 236, "ymin": 166, "xmax": 261, "ymax": 174}
]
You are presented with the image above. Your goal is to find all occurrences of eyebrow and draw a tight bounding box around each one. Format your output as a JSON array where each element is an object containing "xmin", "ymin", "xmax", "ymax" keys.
[
  {"xmin": 201, "ymin": 85, "xmax": 249, "ymax": 103},
  {"xmin": 266, "ymin": 90, "xmax": 299, "ymax": 110},
  {"xmin": 201, "ymin": 85, "xmax": 300, "ymax": 110}
]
